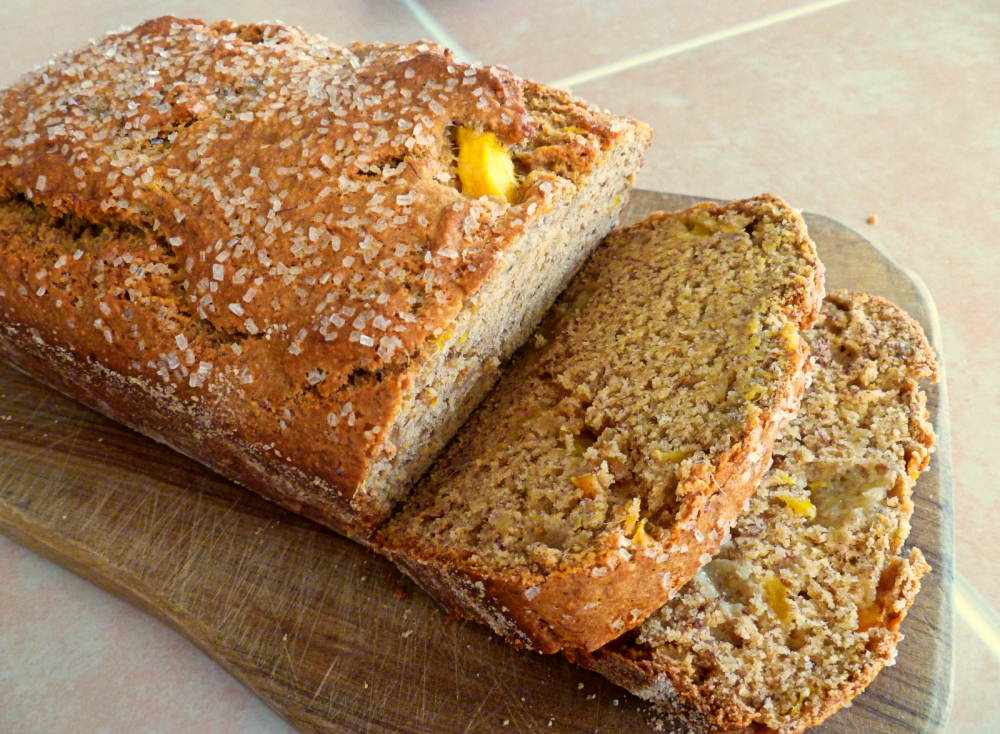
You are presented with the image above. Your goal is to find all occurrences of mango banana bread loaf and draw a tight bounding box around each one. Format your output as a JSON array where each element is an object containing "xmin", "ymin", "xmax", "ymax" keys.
[
  {"xmin": 0, "ymin": 17, "xmax": 650, "ymax": 539},
  {"xmin": 583, "ymin": 291, "xmax": 937, "ymax": 733},
  {"xmin": 377, "ymin": 195, "xmax": 825, "ymax": 653}
]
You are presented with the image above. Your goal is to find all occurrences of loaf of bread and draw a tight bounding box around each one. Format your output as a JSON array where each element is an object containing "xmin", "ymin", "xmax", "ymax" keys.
[
  {"xmin": 377, "ymin": 195, "xmax": 826, "ymax": 653},
  {"xmin": 583, "ymin": 292, "xmax": 937, "ymax": 733},
  {"xmin": 0, "ymin": 17, "xmax": 650, "ymax": 539}
]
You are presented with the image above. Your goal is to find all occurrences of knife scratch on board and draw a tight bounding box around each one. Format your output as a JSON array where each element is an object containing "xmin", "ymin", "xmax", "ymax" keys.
[
  {"xmin": 6, "ymin": 431, "xmax": 77, "ymax": 467},
  {"xmin": 150, "ymin": 497, "xmax": 205, "ymax": 588},
  {"xmin": 290, "ymin": 534, "xmax": 320, "ymax": 632},
  {"xmin": 100, "ymin": 480, "xmax": 156, "ymax": 552},
  {"xmin": 297, "ymin": 569, "xmax": 340, "ymax": 670},
  {"xmin": 207, "ymin": 502, "xmax": 259, "ymax": 626},
  {"xmin": 276, "ymin": 629, "xmax": 302, "ymax": 687},
  {"xmin": 0, "ymin": 455, "xmax": 23, "ymax": 495},
  {"xmin": 77, "ymin": 481, "xmax": 121, "ymax": 536},
  {"xmin": 241, "ymin": 532, "xmax": 293, "ymax": 622},
  {"xmin": 461, "ymin": 676, "xmax": 500, "ymax": 734},
  {"xmin": 169, "ymin": 491, "xmax": 212, "ymax": 604},
  {"xmin": 310, "ymin": 657, "xmax": 340, "ymax": 705}
]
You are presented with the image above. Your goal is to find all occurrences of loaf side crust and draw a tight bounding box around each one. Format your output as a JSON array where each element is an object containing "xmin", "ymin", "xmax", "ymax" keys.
[
  {"xmin": 379, "ymin": 195, "xmax": 825, "ymax": 653},
  {"xmin": 0, "ymin": 17, "xmax": 650, "ymax": 538},
  {"xmin": 584, "ymin": 291, "xmax": 938, "ymax": 733}
]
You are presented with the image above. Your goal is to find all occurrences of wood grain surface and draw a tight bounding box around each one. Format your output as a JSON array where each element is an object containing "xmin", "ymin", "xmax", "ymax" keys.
[{"xmin": 0, "ymin": 191, "xmax": 953, "ymax": 734}]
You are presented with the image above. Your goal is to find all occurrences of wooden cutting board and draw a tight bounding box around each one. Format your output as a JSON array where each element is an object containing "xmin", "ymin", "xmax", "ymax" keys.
[{"xmin": 0, "ymin": 191, "xmax": 954, "ymax": 734}]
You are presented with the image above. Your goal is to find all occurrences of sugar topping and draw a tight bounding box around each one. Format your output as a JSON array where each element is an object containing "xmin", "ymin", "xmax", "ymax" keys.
[
  {"xmin": 0, "ymin": 15, "xmax": 642, "ymax": 532},
  {"xmin": 0, "ymin": 17, "xmax": 625, "ymax": 404}
]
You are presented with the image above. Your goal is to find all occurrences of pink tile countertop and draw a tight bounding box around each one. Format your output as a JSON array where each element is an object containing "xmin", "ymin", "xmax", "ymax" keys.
[{"xmin": 1, "ymin": 0, "xmax": 997, "ymax": 732}]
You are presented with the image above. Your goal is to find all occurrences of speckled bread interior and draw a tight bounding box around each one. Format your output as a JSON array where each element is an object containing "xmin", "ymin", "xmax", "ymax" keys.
[
  {"xmin": 0, "ymin": 17, "xmax": 650, "ymax": 539},
  {"xmin": 377, "ymin": 195, "xmax": 825, "ymax": 654},
  {"xmin": 584, "ymin": 292, "xmax": 938, "ymax": 734}
]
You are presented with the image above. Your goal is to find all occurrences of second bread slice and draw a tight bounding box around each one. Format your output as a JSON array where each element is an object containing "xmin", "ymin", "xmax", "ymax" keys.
[
  {"xmin": 377, "ymin": 195, "xmax": 825, "ymax": 653},
  {"xmin": 582, "ymin": 292, "xmax": 938, "ymax": 733}
]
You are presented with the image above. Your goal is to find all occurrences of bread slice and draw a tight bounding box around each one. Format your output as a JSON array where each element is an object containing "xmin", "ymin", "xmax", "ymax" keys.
[
  {"xmin": 0, "ymin": 17, "xmax": 650, "ymax": 539},
  {"xmin": 377, "ymin": 195, "xmax": 825, "ymax": 653},
  {"xmin": 583, "ymin": 291, "xmax": 937, "ymax": 733}
]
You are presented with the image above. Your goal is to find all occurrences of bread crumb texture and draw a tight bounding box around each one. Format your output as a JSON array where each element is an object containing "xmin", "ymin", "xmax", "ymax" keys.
[
  {"xmin": 379, "ymin": 195, "xmax": 825, "ymax": 653},
  {"xmin": 592, "ymin": 292, "xmax": 937, "ymax": 734},
  {"xmin": 0, "ymin": 17, "xmax": 647, "ymax": 532}
]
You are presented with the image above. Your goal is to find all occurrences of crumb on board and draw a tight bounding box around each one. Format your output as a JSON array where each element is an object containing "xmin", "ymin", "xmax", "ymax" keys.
[{"xmin": 867, "ymin": 214, "xmax": 878, "ymax": 225}]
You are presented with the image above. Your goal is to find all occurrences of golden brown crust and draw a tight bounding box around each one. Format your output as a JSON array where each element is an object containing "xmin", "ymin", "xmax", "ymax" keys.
[
  {"xmin": 584, "ymin": 291, "xmax": 937, "ymax": 733},
  {"xmin": 379, "ymin": 195, "xmax": 825, "ymax": 653},
  {"xmin": 0, "ymin": 17, "xmax": 650, "ymax": 537}
]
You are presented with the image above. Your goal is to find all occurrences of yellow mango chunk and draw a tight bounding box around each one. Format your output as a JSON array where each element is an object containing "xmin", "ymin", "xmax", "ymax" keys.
[
  {"xmin": 781, "ymin": 690, "xmax": 809, "ymax": 717},
  {"xmin": 571, "ymin": 474, "xmax": 601, "ymax": 498},
  {"xmin": 681, "ymin": 210, "xmax": 720, "ymax": 237},
  {"xmin": 856, "ymin": 600, "xmax": 886, "ymax": 632},
  {"xmin": 631, "ymin": 518, "xmax": 651, "ymax": 547},
  {"xmin": 775, "ymin": 493, "xmax": 817, "ymax": 520},
  {"xmin": 456, "ymin": 126, "xmax": 518, "ymax": 203},
  {"xmin": 430, "ymin": 325, "xmax": 458, "ymax": 349},
  {"xmin": 763, "ymin": 576, "xmax": 792, "ymax": 621},
  {"xmin": 653, "ymin": 448, "xmax": 696, "ymax": 463},
  {"xmin": 780, "ymin": 321, "xmax": 801, "ymax": 353},
  {"xmin": 621, "ymin": 497, "xmax": 641, "ymax": 535}
]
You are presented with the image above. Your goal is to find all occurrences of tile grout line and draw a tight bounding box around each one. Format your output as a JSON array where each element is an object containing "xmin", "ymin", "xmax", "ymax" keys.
[
  {"xmin": 547, "ymin": 0, "xmax": 860, "ymax": 89},
  {"xmin": 955, "ymin": 571, "xmax": 1000, "ymax": 661},
  {"xmin": 395, "ymin": 0, "xmax": 478, "ymax": 65}
]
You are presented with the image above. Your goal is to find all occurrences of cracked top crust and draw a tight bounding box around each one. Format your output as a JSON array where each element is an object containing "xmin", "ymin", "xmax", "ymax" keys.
[{"xmin": 0, "ymin": 17, "xmax": 644, "ymax": 529}]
